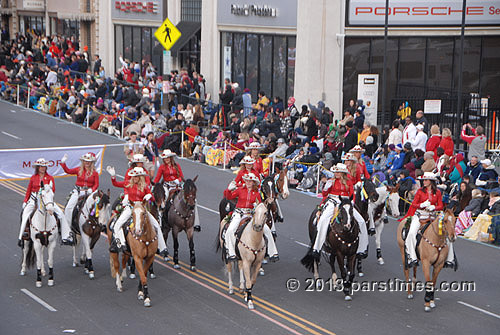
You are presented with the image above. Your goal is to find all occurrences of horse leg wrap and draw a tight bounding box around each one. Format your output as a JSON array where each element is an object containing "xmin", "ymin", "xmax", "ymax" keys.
[
  {"xmin": 376, "ymin": 248, "xmax": 382, "ymax": 259},
  {"xmin": 48, "ymin": 268, "xmax": 54, "ymax": 280},
  {"xmin": 143, "ymin": 285, "xmax": 149, "ymax": 298},
  {"xmin": 424, "ymin": 290, "xmax": 432, "ymax": 303},
  {"xmin": 37, "ymin": 269, "xmax": 42, "ymax": 282},
  {"xmin": 138, "ymin": 282, "xmax": 143, "ymax": 291},
  {"xmin": 174, "ymin": 250, "xmax": 179, "ymax": 264},
  {"xmin": 88, "ymin": 259, "xmax": 93, "ymax": 272},
  {"xmin": 246, "ymin": 288, "xmax": 253, "ymax": 301},
  {"xmin": 85, "ymin": 258, "xmax": 89, "ymax": 270}
]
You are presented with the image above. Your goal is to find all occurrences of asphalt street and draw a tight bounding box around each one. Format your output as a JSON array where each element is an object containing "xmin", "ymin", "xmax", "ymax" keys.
[{"xmin": 0, "ymin": 100, "xmax": 499, "ymax": 335}]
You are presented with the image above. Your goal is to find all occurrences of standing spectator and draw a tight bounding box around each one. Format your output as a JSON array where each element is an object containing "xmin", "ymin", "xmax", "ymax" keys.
[
  {"xmin": 414, "ymin": 110, "xmax": 429, "ymax": 134},
  {"xmin": 461, "ymin": 123, "xmax": 487, "ymax": 161},
  {"xmin": 402, "ymin": 116, "xmax": 417, "ymax": 145},
  {"xmin": 426, "ymin": 125, "xmax": 441, "ymax": 157},
  {"xmin": 354, "ymin": 108, "xmax": 365, "ymax": 131},
  {"xmin": 343, "ymin": 120, "xmax": 358, "ymax": 154},
  {"xmin": 439, "ymin": 127, "xmax": 455, "ymax": 157},
  {"xmin": 93, "ymin": 54, "xmax": 101, "ymax": 75},
  {"xmin": 287, "ymin": 97, "xmax": 299, "ymax": 126},
  {"xmin": 242, "ymin": 88, "xmax": 252, "ymax": 117},
  {"xmin": 219, "ymin": 79, "xmax": 233, "ymax": 127},
  {"xmin": 411, "ymin": 124, "xmax": 428, "ymax": 151},
  {"xmin": 387, "ymin": 120, "xmax": 403, "ymax": 146},
  {"xmin": 143, "ymin": 131, "xmax": 159, "ymax": 179},
  {"xmin": 124, "ymin": 131, "xmax": 144, "ymax": 160}
]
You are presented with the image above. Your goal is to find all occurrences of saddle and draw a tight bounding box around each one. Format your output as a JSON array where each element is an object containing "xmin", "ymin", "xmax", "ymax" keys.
[
  {"xmin": 401, "ymin": 220, "xmax": 432, "ymax": 261},
  {"xmin": 221, "ymin": 216, "xmax": 252, "ymax": 262},
  {"xmin": 71, "ymin": 196, "xmax": 88, "ymax": 235}
]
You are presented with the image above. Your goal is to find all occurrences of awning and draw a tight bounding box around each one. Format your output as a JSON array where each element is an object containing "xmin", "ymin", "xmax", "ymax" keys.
[
  {"xmin": 57, "ymin": 12, "xmax": 95, "ymax": 21},
  {"xmin": 0, "ymin": 8, "xmax": 14, "ymax": 15},
  {"xmin": 169, "ymin": 21, "xmax": 200, "ymax": 54}
]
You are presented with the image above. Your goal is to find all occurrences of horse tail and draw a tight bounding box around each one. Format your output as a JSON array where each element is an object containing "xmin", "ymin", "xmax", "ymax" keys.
[
  {"xmin": 26, "ymin": 239, "xmax": 36, "ymax": 269},
  {"xmin": 214, "ymin": 222, "xmax": 221, "ymax": 253},
  {"xmin": 300, "ymin": 249, "xmax": 316, "ymax": 273}
]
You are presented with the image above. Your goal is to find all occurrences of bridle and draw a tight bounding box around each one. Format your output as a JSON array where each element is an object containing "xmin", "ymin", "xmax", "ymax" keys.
[{"xmin": 330, "ymin": 203, "xmax": 358, "ymax": 248}]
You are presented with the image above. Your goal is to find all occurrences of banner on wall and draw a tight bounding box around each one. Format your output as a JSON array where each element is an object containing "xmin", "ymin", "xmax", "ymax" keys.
[
  {"xmin": 0, "ymin": 145, "xmax": 106, "ymax": 181},
  {"xmin": 223, "ymin": 46, "xmax": 232, "ymax": 82},
  {"xmin": 357, "ymin": 74, "xmax": 379, "ymax": 126}
]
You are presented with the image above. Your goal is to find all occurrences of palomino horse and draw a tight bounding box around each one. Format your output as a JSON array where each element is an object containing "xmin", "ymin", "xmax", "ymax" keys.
[
  {"xmin": 397, "ymin": 209, "xmax": 456, "ymax": 311},
  {"xmin": 301, "ymin": 198, "xmax": 359, "ymax": 300},
  {"xmin": 27, "ymin": 182, "xmax": 59, "ymax": 288},
  {"xmin": 164, "ymin": 177, "xmax": 198, "ymax": 271},
  {"xmin": 71, "ymin": 190, "xmax": 110, "ymax": 279},
  {"xmin": 217, "ymin": 202, "xmax": 271, "ymax": 309},
  {"xmin": 128, "ymin": 202, "xmax": 158, "ymax": 307}
]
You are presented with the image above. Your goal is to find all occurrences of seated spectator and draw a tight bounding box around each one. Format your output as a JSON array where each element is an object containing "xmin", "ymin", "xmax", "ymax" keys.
[
  {"xmin": 456, "ymin": 188, "xmax": 483, "ymax": 235},
  {"xmin": 448, "ymin": 153, "xmax": 467, "ymax": 185},
  {"xmin": 421, "ymin": 151, "xmax": 436, "ymax": 173},
  {"xmin": 476, "ymin": 159, "xmax": 499, "ymax": 189},
  {"xmin": 449, "ymin": 181, "xmax": 472, "ymax": 215},
  {"xmin": 464, "ymin": 155, "xmax": 482, "ymax": 183}
]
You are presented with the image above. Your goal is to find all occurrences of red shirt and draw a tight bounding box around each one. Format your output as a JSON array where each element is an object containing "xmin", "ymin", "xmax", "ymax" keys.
[
  {"xmin": 347, "ymin": 165, "xmax": 364, "ymax": 184},
  {"xmin": 61, "ymin": 163, "xmax": 99, "ymax": 191},
  {"xmin": 439, "ymin": 136, "xmax": 454, "ymax": 157},
  {"xmin": 322, "ymin": 179, "xmax": 354, "ymax": 202},
  {"xmin": 252, "ymin": 157, "xmax": 264, "ymax": 176},
  {"xmin": 426, "ymin": 135, "xmax": 441, "ymax": 159},
  {"xmin": 24, "ymin": 173, "xmax": 55, "ymax": 202},
  {"xmin": 153, "ymin": 163, "xmax": 184, "ymax": 184},
  {"xmin": 224, "ymin": 186, "xmax": 261, "ymax": 209},
  {"xmin": 402, "ymin": 187, "xmax": 444, "ymax": 220},
  {"xmin": 185, "ymin": 127, "xmax": 199, "ymax": 143},
  {"xmin": 234, "ymin": 168, "xmax": 261, "ymax": 186},
  {"xmin": 358, "ymin": 161, "xmax": 370, "ymax": 179},
  {"xmin": 124, "ymin": 167, "xmax": 151, "ymax": 185},
  {"xmin": 111, "ymin": 177, "xmax": 152, "ymax": 202}
]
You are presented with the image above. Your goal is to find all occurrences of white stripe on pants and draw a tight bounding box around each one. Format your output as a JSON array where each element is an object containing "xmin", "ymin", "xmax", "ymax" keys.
[
  {"xmin": 54, "ymin": 204, "xmax": 71, "ymax": 240},
  {"xmin": 264, "ymin": 224, "xmax": 278, "ymax": 256},
  {"xmin": 19, "ymin": 198, "xmax": 36, "ymax": 239},
  {"xmin": 64, "ymin": 190, "xmax": 80, "ymax": 232},
  {"xmin": 225, "ymin": 211, "xmax": 244, "ymax": 258}
]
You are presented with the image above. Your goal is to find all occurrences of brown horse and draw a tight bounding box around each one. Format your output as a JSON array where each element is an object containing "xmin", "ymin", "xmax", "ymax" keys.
[
  {"xmin": 107, "ymin": 216, "xmax": 130, "ymax": 293},
  {"xmin": 164, "ymin": 177, "xmax": 198, "ymax": 271},
  {"xmin": 397, "ymin": 209, "xmax": 456, "ymax": 311},
  {"xmin": 127, "ymin": 202, "xmax": 158, "ymax": 307},
  {"xmin": 217, "ymin": 202, "xmax": 270, "ymax": 309}
]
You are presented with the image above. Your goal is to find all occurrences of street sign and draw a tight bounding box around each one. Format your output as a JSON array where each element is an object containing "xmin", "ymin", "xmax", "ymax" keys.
[{"xmin": 154, "ymin": 18, "xmax": 181, "ymax": 51}]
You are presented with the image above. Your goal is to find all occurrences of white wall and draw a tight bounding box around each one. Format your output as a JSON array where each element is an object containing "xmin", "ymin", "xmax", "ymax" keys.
[
  {"xmin": 200, "ymin": 0, "xmax": 220, "ymax": 102},
  {"xmin": 98, "ymin": 0, "xmax": 114, "ymax": 76},
  {"xmin": 294, "ymin": 0, "xmax": 344, "ymax": 121}
]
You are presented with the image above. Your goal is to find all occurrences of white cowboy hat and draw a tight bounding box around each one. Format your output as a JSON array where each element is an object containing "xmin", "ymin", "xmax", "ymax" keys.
[
  {"xmin": 343, "ymin": 153, "xmax": 358, "ymax": 162},
  {"xmin": 160, "ymin": 149, "xmax": 176, "ymax": 159},
  {"xmin": 130, "ymin": 153, "xmax": 147, "ymax": 163},
  {"xmin": 80, "ymin": 152, "xmax": 96, "ymax": 162},
  {"xmin": 127, "ymin": 166, "xmax": 147, "ymax": 177},
  {"xmin": 240, "ymin": 156, "xmax": 256, "ymax": 165},
  {"xmin": 245, "ymin": 142, "xmax": 262, "ymax": 150},
  {"xmin": 33, "ymin": 158, "xmax": 49, "ymax": 167},
  {"xmin": 418, "ymin": 172, "xmax": 438, "ymax": 181},
  {"xmin": 349, "ymin": 145, "xmax": 365, "ymax": 153},
  {"xmin": 330, "ymin": 163, "xmax": 348, "ymax": 174},
  {"xmin": 242, "ymin": 172, "xmax": 259, "ymax": 182}
]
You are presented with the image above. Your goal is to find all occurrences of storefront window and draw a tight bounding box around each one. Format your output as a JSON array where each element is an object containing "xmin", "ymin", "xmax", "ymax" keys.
[
  {"xmin": 142, "ymin": 27, "xmax": 152, "ymax": 63},
  {"xmin": 370, "ymin": 38, "xmax": 398, "ymax": 114},
  {"xmin": 273, "ymin": 36, "xmax": 287, "ymax": 100},
  {"xmin": 132, "ymin": 27, "xmax": 142, "ymax": 63},
  {"xmin": 426, "ymin": 38, "xmax": 454, "ymax": 93},
  {"xmin": 343, "ymin": 38, "xmax": 370, "ymax": 108},
  {"xmin": 115, "ymin": 25, "xmax": 123, "ymax": 70},
  {"xmin": 220, "ymin": 32, "xmax": 232, "ymax": 83},
  {"xmin": 246, "ymin": 34, "xmax": 258, "ymax": 98},
  {"xmin": 480, "ymin": 37, "xmax": 500, "ymax": 103},
  {"xmin": 232, "ymin": 33, "xmax": 246, "ymax": 89},
  {"xmin": 259, "ymin": 35, "xmax": 272, "ymax": 99},
  {"xmin": 399, "ymin": 37, "xmax": 426, "ymax": 96},
  {"xmin": 454, "ymin": 37, "xmax": 481, "ymax": 95},
  {"xmin": 123, "ymin": 26, "xmax": 132, "ymax": 62},
  {"xmin": 287, "ymin": 36, "xmax": 296, "ymax": 100}
]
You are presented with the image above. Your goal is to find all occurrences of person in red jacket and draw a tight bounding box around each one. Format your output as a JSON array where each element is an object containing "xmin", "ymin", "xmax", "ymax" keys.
[
  {"xmin": 401, "ymin": 172, "xmax": 453, "ymax": 268},
  {"xmin": 234, "ymin": 156, "xmax": 260, "ymax": 186},
  {"xmin": 344, "ymin": 153, "xmax": 363, "ymax": 186},
  {"xmin": 426, "ymin": 125, "xmax": 441, "ymax": 158},
  {"xmin": 349, "ymin": 145, "xmax": 370, "ymax": 180},
  {"xmin": 223, "ymin": 173, "xmax": 279, "ymax": 262},
  {"xmin": 245, "ymin": 142, "xmax": 264, "ymax": 177},
  {"xmin": 124, "ymin": 153, "xmax": 151, "ymax": 185},
  {"xmin": 312, "ymin": 163, "xmax": 368, "ymax": 259},
  {"xmin": 60, "ymin": 152, "xmax": 99, "ymax": 245},
  {"xmin": 18, "ymin": 158, "xmax": 70, "ymax": 247},
  {"xmin": 438, "ymin": 128, "xmax": 454, "ymax": 157},
  {"xmin": 107, "ymin": 166, "xmax": 168, "ymax": 256}
]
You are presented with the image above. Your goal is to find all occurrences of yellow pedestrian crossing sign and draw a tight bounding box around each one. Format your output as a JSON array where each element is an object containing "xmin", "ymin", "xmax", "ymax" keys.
[{"xmin": 154, "ymin": 18, "xmax": 181, "ymax": 51}]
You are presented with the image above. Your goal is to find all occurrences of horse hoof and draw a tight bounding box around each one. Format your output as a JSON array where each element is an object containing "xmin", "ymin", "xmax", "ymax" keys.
[
  {"xmin": 19, "ymin": 270, "xmax": 26, "ymax": 276},
  {"xmin": 84, "ymin": 269, "xmax": 89, "ymax": 275},
  {"xmin": 425, "ymin": 306, "xmax": 431, "ymax": 312},
  {"xmin": 48, "ymin": 279, "xmax": 54, "ymax": 287},
  {"xmin": 407, "ymin": 294, "xmax": 414, "ymax": 299},
  {"xmin": 345, "ymin": 295, "xmax": 352, "ymax": 301},
  {"xmin": 72, "ymin": 262, "xmax": 78, "ymax": 268},
  {"xmin": 228, "ymin": 288, "xmax": 234, "ymax": 295},
  {"xmin": 377, "ymin": 258, "xmax": 385, "ymax": 265},
  {"xmin": 150, "ymin": 273, "xmax": 156, "ymax": 279},
  {"xmin": 36, "ymin": 281, "xmax": 42, "ymax": 288},
  {"xmin": 430, "ymin": 301, "xmax": 436, "ymax": 308},
  {"xmin": 89, "ymin": 272, "xmax": 95, "ymax": 280},
  {"xmin": 164, "ymin": 256, "xmax": 171, "ymax": 262},
  {"xmin": 117, "ymin": 286, "xmax": 123, "ymax": 292},
  {"xmin": 248, "ymin": 300, "xmax": 255, "ymax": 310},
  {"xmin": 190, "ymin": 266, "xmax": 196, "ymax": 272},
  {"xmin": 358, "ymin": 272, "xmax": 364, "ymax": 277},
  {"xmin": 262, "ymin": 259, "xmax": 268, "ymax": 265},
  {"xmin": 258, "ymin": 270, "xmax": 265, "ymax": 276},
  {"xmin": 239, "ymin": 288, "xmax": 245, "ymax": 294},
  {"xmin": 129, "ymin": 273, "xmax": 136, "ymax": 279},
  {"xmin": 173, "ymin": 264, "xmax": 181, "ymax": 270},
  {"xmin": 144, "ymin": 298, "xmax": 151, "ymax": 307},
  {"xmin": 138, "ymin": 291, "xmax": 144, "ymax": 300}
]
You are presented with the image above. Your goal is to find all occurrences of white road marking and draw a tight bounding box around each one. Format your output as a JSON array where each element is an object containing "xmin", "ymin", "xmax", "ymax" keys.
[
  {"xmin": 10, "ymin": 110, "xmax": 16, "ymax": 113},
  {"xmin": 457, "ymin": 301, "xmax": 500, "ymax": 319},
  {"xmin": 197, "ymin": 204, "xmax": 219, "ymax": 214},
  {"xmin": 295, "ymin": 241, "xmax": 310, "ymax": 248},
  {"xmin": 2, "ymin": 131, "xmax": 21, "ymax": 140},
  {"xmin": 20, "ymin": 288, "xmax": 57, "ymax": 312}
]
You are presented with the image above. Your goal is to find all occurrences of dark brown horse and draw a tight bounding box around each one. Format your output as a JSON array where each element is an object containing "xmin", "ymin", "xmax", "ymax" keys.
[
  {"xmin": 163, "ymin": 177, "xmax": 198, "ymax": 271},
  {"xmin": 301, "ymin": 198, "xmax": 359, "ymax": 300}
]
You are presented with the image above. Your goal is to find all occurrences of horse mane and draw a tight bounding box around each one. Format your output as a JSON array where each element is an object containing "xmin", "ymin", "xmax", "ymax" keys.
[{"xmin": 184, "ymin": 178, "xmax": 197, "ymax": 193}]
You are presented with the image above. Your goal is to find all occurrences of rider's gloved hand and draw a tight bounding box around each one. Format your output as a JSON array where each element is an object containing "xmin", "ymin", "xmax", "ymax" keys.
[
  {"xmin": 355, "ymin": 181, "xmax": 363, "ymax": 189},
  {"xmin": 61, "ymin": 154, "xmax": 68, "ymax": 164},
  {"xmin": 143, "ymin": 194, "xmax": 152, "ymax": 202},
  {"xmin": 323, "ymin": 179, "xmax": 333, "ymax": 191},
  {"xmin": 427, "ymin": 205, "xmax": 435, "ymax": 211},
  {"xmin": 420, "ymin": 200, "xmax": 431, "ymax": 209},
  {"xmin": 106, "ymin": 166, "xmax": 116, "ymax": 177},
  {"xmin": 228, "ymin": 181, "xmax": 237, "ymax": 191}
]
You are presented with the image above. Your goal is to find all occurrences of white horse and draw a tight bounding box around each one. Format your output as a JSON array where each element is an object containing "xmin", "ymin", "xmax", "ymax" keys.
[
  {"xmin": 366, "ymin": 184, "xmax": 400, "ymax": 266},
  {"xmin": 27, "ymin": 182, "xmax": 59, "ymax": 288},
  {"xmin": 72, "ymin": 190, "xmax": 111, "ymax": 279}
]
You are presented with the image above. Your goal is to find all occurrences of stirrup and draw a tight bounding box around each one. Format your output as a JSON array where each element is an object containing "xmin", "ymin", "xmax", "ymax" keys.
[{"xmin": 227, "ymin": 255, "xmax": 237, "ymax": 261}]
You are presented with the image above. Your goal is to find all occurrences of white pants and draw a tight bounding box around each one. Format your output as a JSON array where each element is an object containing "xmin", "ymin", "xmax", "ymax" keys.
[
  {"xmin": 19, "ymin": 196, "xmax": 70, "ymax": 240},
  {"xmin": 112, "ymin": 206, "xmax": 167, "ymax": 251},
  {"xmin": 64, "ymin": 189, "xmax": 89, "ymax": 232},
  {"xmin": 405, "ymin": 213, "xmax": 455, "ymax": 263},
  {"xmin": 225, "ymin": 211, "xmax": 278, "ymax": 258},
  {"xmin": 313, "ymin": 200, "xmax": 368, "ymax": 254}
]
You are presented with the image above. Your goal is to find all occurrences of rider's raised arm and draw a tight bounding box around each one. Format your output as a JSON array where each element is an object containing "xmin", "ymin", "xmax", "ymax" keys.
[
  {"xmin": 60, "ymin": 162, "xmax": 79, "ymax": 175},
  {"xmin": 111, "ymin": 176, "xmax": 126, "ymax": 188}
]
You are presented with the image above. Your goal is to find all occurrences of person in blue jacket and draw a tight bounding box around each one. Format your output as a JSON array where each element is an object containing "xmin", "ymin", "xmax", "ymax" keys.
[
  {"xmin": 464, "ymin": 155, "xmax": 482, "ymax": 183},
  {"xmin": 386, "ymin": 143, "xmax": 405, "ymax": 184}
]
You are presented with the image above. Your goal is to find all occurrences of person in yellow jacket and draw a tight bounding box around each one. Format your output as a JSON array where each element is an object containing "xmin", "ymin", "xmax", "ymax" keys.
[{"xmin": 397, "ymin": 101, "xmax": 412, "ymax": 120}]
